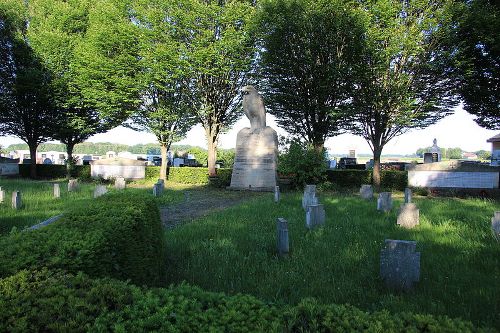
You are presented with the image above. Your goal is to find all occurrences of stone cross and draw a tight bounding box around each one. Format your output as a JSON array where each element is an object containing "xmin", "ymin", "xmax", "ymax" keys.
[
  {"xmin": 11, "ymin": 191, "xmax": 21, "ymax": 209},
  {"xmin": 94, "ymin": 185, "xmax": 108, "ymax": 198},
  {"xmin": 404, "ymin": 188, "xmax": 412, "ymax": 203},
  {"xmin": 153, "ymin": 182, "xmax": 163, "ymax": 197},
  {"xmin": 115, "ymin": 177, "xmax": 126, "ymax": 190},
  {"xmin": 306, "ymin": 204, "xmax": 325, "ymax": 230},
  {"xmin": 0, "ymin": 187, "xmax": 4, "ymax": 203},
  {"xmin": 302, "ymin": 185, "xmax": 318, "ymax": 210},
  {"xmin": 360, "ymin": 184, "xmax": 373, "ymax": 200},
  {"xmin": 68, "ymin": 179, "xmax": 78, "ymax": 192},
  {"xmin": 397, "ymin": 203, "xmax": 419, "ymax": 228},
  {"xmin": 492, "ymin": 211, "xmax": 500, "ymax": 241},
  {"xmin": 53, "ymin": 183, "xmax": 60, "ymax": 198},
  {"xmin": 274, "ymin": 186, "xmax": 280, "ymax": 203},
  {"xmin": 276, "ymin": 217, "xmax": 289, "ymax": 256},
  {"xmin": 380, "ymin": 239, "xmax": 420, "ymax": 291},
  {"xmin": 377, "ymin": 192, "xmax": 393, "ymax": 212}
]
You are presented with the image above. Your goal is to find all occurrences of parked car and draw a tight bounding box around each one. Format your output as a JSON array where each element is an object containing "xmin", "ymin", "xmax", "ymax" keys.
[{"xmin": 338, "ymin": 157, "xmax": 357, "ymax": 169}]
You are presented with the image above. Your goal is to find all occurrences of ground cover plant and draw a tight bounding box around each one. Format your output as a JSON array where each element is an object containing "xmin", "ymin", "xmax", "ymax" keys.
[{"xmin": 164, "ymin": 191, "xmax": 500, "ymax": 328}]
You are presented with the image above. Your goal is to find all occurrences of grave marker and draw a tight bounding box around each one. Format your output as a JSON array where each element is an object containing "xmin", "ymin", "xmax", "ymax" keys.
[
  {"xmin": 380, "ymin": 239, "xmax": 420, "ymax": 291},
  {"xmin": 53, "ymin": 183, "xmax": 60, "ymax": 198},
  {"xmin": 12, "ymin": 191, "xmax": 21, "ymax": 209},
  {"xmin": 397, "ymin": 203, "xmax": 419, "ymax": 228},
  {"xmin": 360, "ymin": 184, "xmax": 373, "ymax": 200},
  {"xmin": 68, "ymin": 179, "xmax": 78, "ymax": 192},
  {"xmin": 276, "ymin": 217, "xmax": 289, "ymax": 256},
  {"xmin": 404, "ymin": 188, "xmax": 412, "ymax": 203},
  {"xmin": 0, "ymin": 188, "xmax": 4, "ymax": 203},
  {"xmin": 377, "ymin": 192, "xmax": 393, "ymax": 212},
  {"xmin": 115, "ymin": 177, "xmax": 126, "ymax": 190},
  {"xmin": 274, "ymin": 186, "xmax": 280, "ymax": 203},
  {"xmin": 302, "ymin": 185, "xmax": 318, "ymax": 210},
  {"xmin": 153, "ymin": 182, "xmax": 163, "ymax": 197},
  {"xmin": 94, "ymin": 185, "xmax": 107, "ymax": 198},
  {"xmin": 492, "ymin": 211, "xmax": 500, "ymax": 241},
  {"xmin": 306, "ymin": 204, "xmax": 325, "ymax": 230}
]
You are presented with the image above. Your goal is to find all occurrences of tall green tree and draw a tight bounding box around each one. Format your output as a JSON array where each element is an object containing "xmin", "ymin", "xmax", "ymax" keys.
[
  {"xmin": 0, "ymin": 0, "xmax": 58, "ymax": 178},
  {"xmin": 257, "ymin": 0, "xmax": 366, "ymax": 152},
  {"xmin": 349, "ymin": 0, "xmax": 458, "ymax": 187}
]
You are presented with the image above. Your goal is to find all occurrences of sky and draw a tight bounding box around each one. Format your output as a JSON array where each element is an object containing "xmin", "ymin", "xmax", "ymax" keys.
[{"xmin": 1, "ymin": 104, "xmax": 497, "ymax": 155}]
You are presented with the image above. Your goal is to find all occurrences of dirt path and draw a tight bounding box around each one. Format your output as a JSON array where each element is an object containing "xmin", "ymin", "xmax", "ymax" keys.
[{"xmin": 160, "ymin": 189, "xmax": 263, "ymax": 229}]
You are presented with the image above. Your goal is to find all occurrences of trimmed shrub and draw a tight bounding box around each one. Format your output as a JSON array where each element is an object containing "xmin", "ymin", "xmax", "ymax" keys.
[
  {"xmin": 0, "ymin": 270, "xmax": 488, "ymax": 333},
  {"xmin": 19, "ymin": 164, "xmax": 90, "ymax": 179},
  {"xmin": 145, "ymin": 166, "xmax": 161, "ymax": 180},
  {"xmin": 209, "ymin": 168, "xmax": 233, "ymax": 188},
  {"xmin": 168, "ymin": 167, "xmax": 210, "ymax": 184},
  {"xmin": 0, "ymin": 192, "xmax": 166, "ymax": 286},
  {"xmin": 325, "ymin": 170, "xmax": 407, "ymax": 190}
]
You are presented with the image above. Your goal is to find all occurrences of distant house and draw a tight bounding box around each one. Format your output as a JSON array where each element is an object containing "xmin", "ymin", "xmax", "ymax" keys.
[{"xmin": 487, "ymin": 133, "xmax": 500, "ymax": 166}]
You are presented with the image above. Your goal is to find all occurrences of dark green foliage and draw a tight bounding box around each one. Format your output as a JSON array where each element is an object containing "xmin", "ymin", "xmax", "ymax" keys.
[
  {"xmin": 18, "ymin": 164, "xmax": 90, "ymax": 180},
  {"xmin": 325, "ymin": 170, "xmax": 407, "ymax": 190},
  {"xmin": 0, "ymin": 269, "xmax": 488, "ymax": 332},
  {"xmin": 145, "ymin": 166, "xmax": 161, "ymax": 181},
  {"xmin": 0, "ymin": 192, "xmax": 166, "ymax": 286},
  {"xmin": 278, "ymin": 140, "xmax": 327, "ymax": 187},
  {"xmin": 209, "ymin": 168, "xmax": 233, "ymax": 188},
  {"xmin": 168, "ymin": 167, "xmax": 210, "ymax": 185}
]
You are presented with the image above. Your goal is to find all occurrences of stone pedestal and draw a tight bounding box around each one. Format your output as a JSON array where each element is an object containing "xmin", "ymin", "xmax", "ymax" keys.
[
  {"xmin": 404, "ymin": 188, "xmax": 412, "ymax": 203},
  {"xmin": 276, "ymin": 218, "xmax": 289, "ymax": 256},
  {"xmin": 306, "ymin": 204, "xmax": 325, "ymax": 230},
  {"xmin": 492, "ymin": 211, "xmax": 500, "ymax": 241},
  {"xmin": 302, "ymin": 185, "xmax": 318, "ymax": 210},
  {"xmin": 115, "ymin": 177, "xmax": 126, "ymax": 190},
  {"xmin": 274, "ymin": 186, "xmax": 280, "ymax": 203},
  {"xmin": 94, "ymin": 185, "xmax": 107, "ymax": 198},
  {"xmin": 397, "ymin": 203, "xmax": 419, "ymax": 228},
  {"xmin": 12, "ymin": 191, "xmax": 21, "ymax": 209},
  {"xmin": 377, "ymin": 192, "xmax": 393, "ymax": 212},
  {"xmin": 380, "ymin": 239, "xmax": 420, "ymax": 291},
  {"xmin": 360, "ymin": 184, "xmax": 373, "ymax": 199},
  {"xmin": 68, "ymin": 179, "xmax": 78, "ymax": 192},
  {"xmin": 54, "ymin": 184, "xmax": 60, "ymax": 198}
]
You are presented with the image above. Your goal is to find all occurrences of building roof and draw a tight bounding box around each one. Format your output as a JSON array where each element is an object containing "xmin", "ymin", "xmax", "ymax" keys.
[{"xmin": 487, "ymin": 133, "xmax": 500, "ymax": 143}]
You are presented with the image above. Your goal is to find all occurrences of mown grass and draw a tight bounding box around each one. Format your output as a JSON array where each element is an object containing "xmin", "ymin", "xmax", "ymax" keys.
[
  {"xmin": 0, "ymin": 178, "xmax": 181, "ymax": 235},
  {"xmin": 165, "ymin": 191, "xmax": 500, "ymax": 328}
]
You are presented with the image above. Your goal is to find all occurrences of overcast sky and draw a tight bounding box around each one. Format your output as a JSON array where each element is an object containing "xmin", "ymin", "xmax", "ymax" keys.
[{"xmin": 1, "ymin": 104, "xmax": 497, "ymax": 155}]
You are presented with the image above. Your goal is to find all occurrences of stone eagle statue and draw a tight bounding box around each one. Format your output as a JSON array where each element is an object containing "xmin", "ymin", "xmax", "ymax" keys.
[{"xmin": 242, "ymin": 85, "xmax": 266, "ymax": 130}]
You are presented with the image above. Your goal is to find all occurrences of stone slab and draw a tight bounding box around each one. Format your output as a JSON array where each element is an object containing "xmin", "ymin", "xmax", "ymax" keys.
[
  {"xmin": 377, "ymin": 192, "xmax": 393, "ymax": 212},
  {"xmin": 68, "ymin": 179, "xmax": 78, "ymax": 192},
  {"xmin": 380, "ymin": 239, "xmax": 420, "ymax": 291},
  {"xmin": 11, "ymin": 191, "xmax": 21, "ymax": 209},
  {"xmin": 115, "ymin": 177, "xmax": 126, "ymax": 190},
  {"xmin": 360, "ymin": 184, "xmax": 373, "ymax": 199},
  {"xmin": 408, "ymin": 171, "xmax": 499, "ymax": 189},
  {"xmin": 404, "ymin": 188, "xmax": 412, "ymax": 203},
  {"xmin": 54, "ymin": 184, "xmax": 60, "ymax": 198},
  {"xmin": 94, "ymin": 185, "xmax": 108, "ymax": 198},
  {"xmin": 306, "ymin": 204, "xmax": 325, "ymax": 230},
  {"xmin": 25, "ymin": 215, "xmax": 63, "ymax": 231},
  {"xmin": 274, "ymin": 186, "xmax": 280, "ymax": 203},
  {"xmin": 276, "ymin": 217, "xmax": 289, "ymax": 256},
  {"xmin": 397, "ymin": 203, "xmax": 419, "ymax": 228},
  {"xmin": 302, "ymin": 185, "xmax": 318, "ymax": 210},
  {"xmin": 492, "ymin": 211, "xmax": 500, "ymax": 241}
]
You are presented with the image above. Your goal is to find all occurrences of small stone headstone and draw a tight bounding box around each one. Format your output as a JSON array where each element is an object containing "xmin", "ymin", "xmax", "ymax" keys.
[
  {"xmin": 274, "ymin": 186, "xmax": 280, "ymax": 203},
  {"xmin": 94, "ymin": 185, "xmax": 108, "ymax": 198},
  {"xmin": 380, "ymin": 239, "xmax": 420, "ymax": 291},
  {"xmin": 302, "ymin": 185, "xmax": 318, "ymax": 210},
  {"xmin": 276, "ymin": 217, "xmax": 289, "ymax": 256},
  {"xmin": 306, "ymin": 204, "xmax": 325, "ymax": 230},
  {"xmin": 360, "ymin": 184, "xmax": 373, "ymax": 199},
  {"xmin": 377, "ymin": 192, "xmax": 393, "ymax": 212},
  {"xmin": 0, "ymin": 188, "xmax": 4, "ymax": 203},
  {"xmin": 404, "ymin": 188, "xmax": 412, "ymax": 203},
  {"xmin": 153, "ymin": 182, "xmax": 163, "ymax": 197},
  {"xmin": 68, "ymin": 179, "xmax": 78, "ymax": 192},
  {"xmin": 115, "ymin": 177, "xmax": 126, "ymax": 190},
  {"xmin": 157, "ymin": 179, "xmax": 165, "ymax": 190},
  {"xmin": 397, "ymin": 203, "xmax": 419, "ymax": 228},
  {"xmin": 11, "ymin": 191, "xmax": 21, "ymax": 209},
  {"xmin": 492, "ymin": 211, "xmax": 500, "ymax": 241},
  {"xmin": 53, "ymin": 184, "xmax": 60, "ymax": 198}
]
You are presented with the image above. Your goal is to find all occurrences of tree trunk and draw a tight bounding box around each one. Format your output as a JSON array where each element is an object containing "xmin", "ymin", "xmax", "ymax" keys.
[
  {"xmin": 372, "ymin": 146, "xmax": 383, "ymax": 189},
  {"xmin": 28, "ymin": 142, "xmax": 38, "ymax": 179},
  {"xmin": 66, "ymin": 142, "xmax": 75, "ymax": 179},
  {"xmin": 207, "ymin": 133, "xmax": 218, "ymax": 177},
  {"xmin": 313, "ymin": 141, "xmax": 324, "ymax": 154},
  {"xmin": 160, "ymin": 143, "xmax": 168, "ymax": 180}
]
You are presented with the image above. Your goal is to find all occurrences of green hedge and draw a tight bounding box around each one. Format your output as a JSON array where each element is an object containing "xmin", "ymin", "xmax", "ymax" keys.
[
  {"xmin": 209, "ymin": 168, "xmax": 233, "ymax": 188},
  {"xmin": 168, "ymin": 167, "xmax": 210, "ymax": 184},
  {"xmin": 19, "ymin": 164, "xmax": 90, "ymax": 180},
  {"xmin": 326, "ymin": 170, "xmax": 407, "ymax": 190},
  {"xmin": 0, "ymin": 269, "xmax": 488, "ymax": 333},
  {"xmin": 0, "ymin": 192, "xmax": 166, "ymax": 286},
  {"xmin": 145, "ymin": 166, "xmax": 161, "ymax": 180}
]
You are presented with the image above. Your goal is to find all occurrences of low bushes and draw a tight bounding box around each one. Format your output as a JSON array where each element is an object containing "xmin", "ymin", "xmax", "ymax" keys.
[
  {"xmin": 145, "ymin": 166, "xmax": 161, "ymax": 180},
  {"xmin": 168, "ymin": 167, "xmax": 210, "ymax": 184},
  {"xmin": 0, "ymin": 192, "xmax": 166, "ymax": 286},
  {"xmin": 19, "ymin": 164, "xmax": 90, "ymax": 179},
  {"xmin": 326, "ymin": 169, "xmax": 407, "ymax": 190},
  {"xmin": 0, "ymin": 269, "xmax": 487, "ymax": 332}
]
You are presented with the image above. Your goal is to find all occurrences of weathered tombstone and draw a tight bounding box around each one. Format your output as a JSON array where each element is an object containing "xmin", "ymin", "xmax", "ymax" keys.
[
  {"xmin": 157, "ymin": 179, "xmax": 165, "ymax": 190},
  {"xmin": 397, "ymin": 203, "xmax": 419, "ymax": 228},
  {"xmin": 68, "ymin": 179, "xmax": 78, "ymax": 192},
  {"xmin": 94, "ymin": 185, "xmax": 108, "ymax": 198},
  {"xmin": 380, "ymin": 239, "xmax": 420, "ymax": 291},
  {"xmin": 153, "ymin": 182, "xmax": 163, "ymax": 197},
  {"xmin": 404, "ymin": 188, "xmax": 412, "ymax": 203},
  {"xmin": 306, "ymin": 204, "xmax": 325, "ymax": 230},
  {"xmin": 11, "ymin": 191, "xmax": 21, "ymax": 209},
  {"xmin": 274, "ymin": 186, "xmax": 280, "ymax": 203},
  {"xmin": 276, "ymin": 217, "xmax": 289, "ymax": 256},
  {"xmin": 377, "ymin": 192, "xmax": 393, "ymax": 212},
  {"xmin": 53, "ymin": 183, "xmax": 60, "ymax": 198},
  {"xmin": 115, "ymin": 177, "xmax": 126, "ymax": 190},
  {"xmin": 302, "ymin": 185, "xmax": 318, "ymax": 210},
  {"xmin": 360, "ymin": 184, "xmax": 373, "ymax": 200},
  {"xmin": 492, "ymin": 211, "xmax": 500, "ymax": 241},
  {"xmin": 0, "ymin": 188, "xmax": 4, "ymax": 203}
]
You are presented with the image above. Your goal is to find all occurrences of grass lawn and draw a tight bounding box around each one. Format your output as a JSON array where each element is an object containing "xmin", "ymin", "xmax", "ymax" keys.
[{"xmin": 164, "ymin": 191, "xmax": 500, "ymax": 328}]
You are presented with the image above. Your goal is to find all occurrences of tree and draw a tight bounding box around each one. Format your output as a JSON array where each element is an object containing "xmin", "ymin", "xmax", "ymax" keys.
[
  {"xmin": 128, "ymin": 0, "xmax": 197, "ymax": 180},
  {"xmin": 349, "ymin": 0, "xmax": 458, "ymax": 187},
  {"xmin": 446, "ymin": 147, "xmax": 463, "ymax": 159},
  {"xmin": 448, "ymin": 0, "xmax": 499, "ymax": 129},
  {"xmin": 257, "ymin": 0, "xmax": 366, "ymax": 151},
  {"xmin": 0, "ymin": 0, "xmax": 58, "ymax": 178},
  {"xmin": 178, "ymin": 0, "xmax": 257, "ymax": 176}
]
